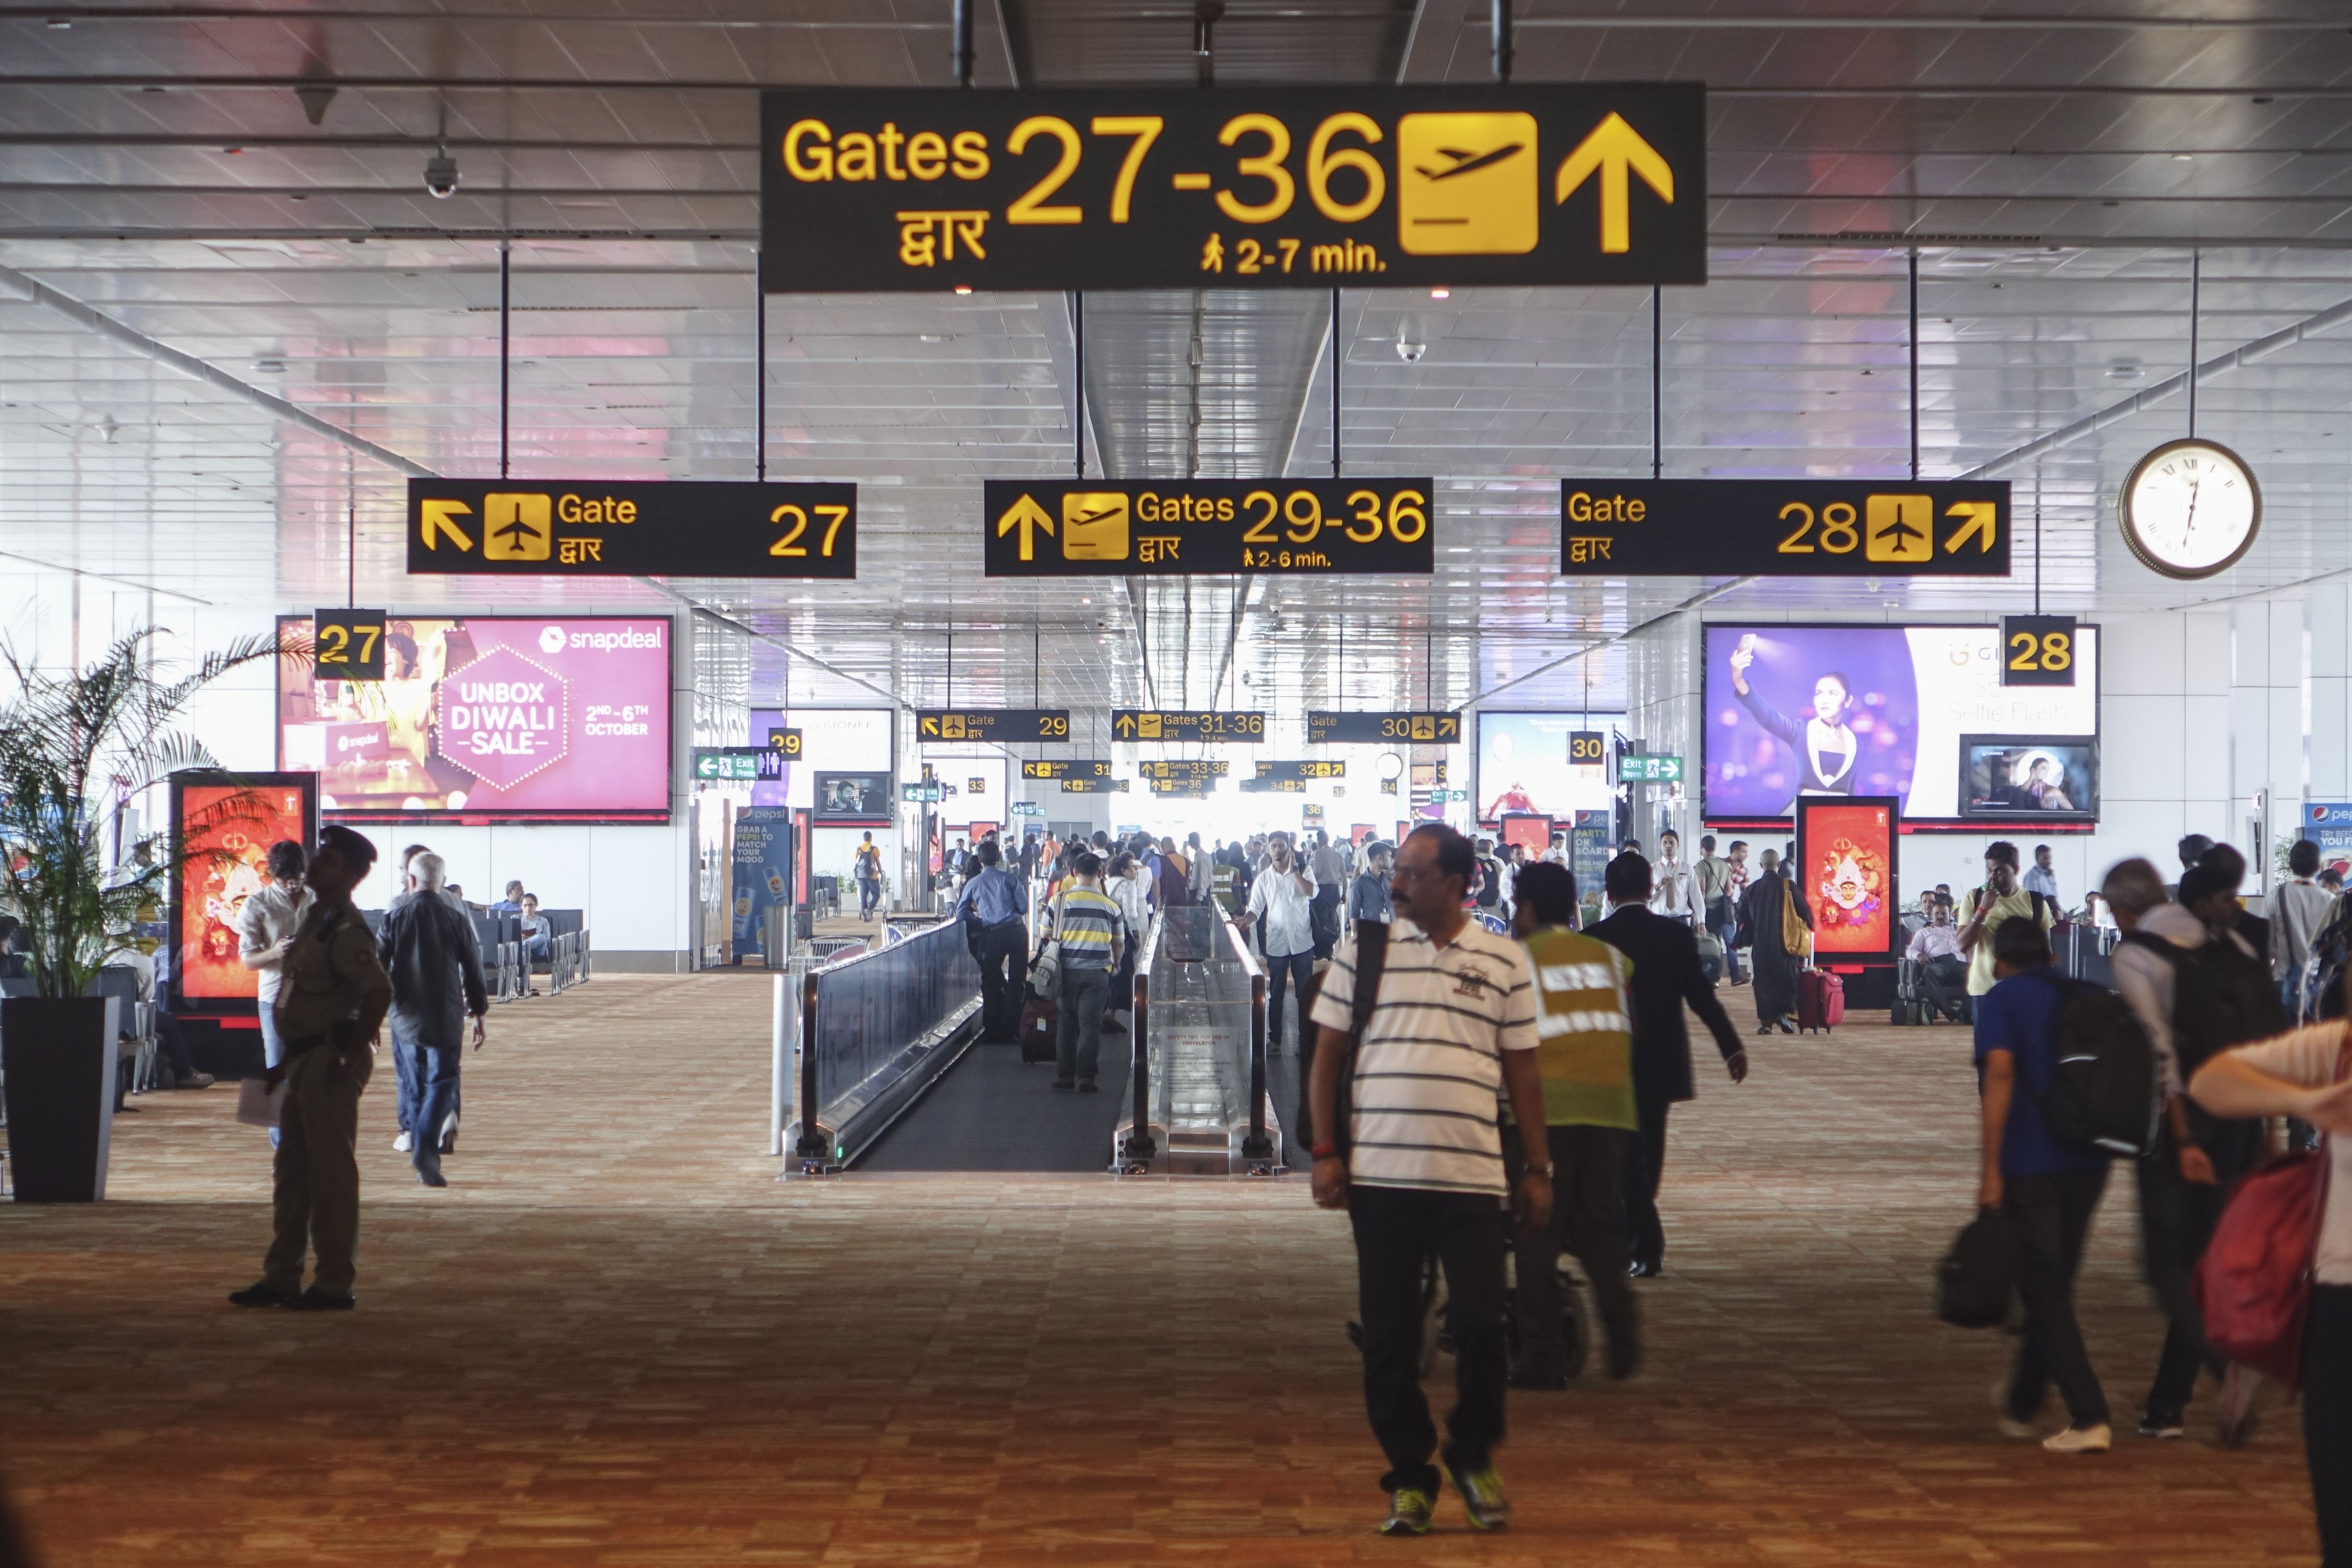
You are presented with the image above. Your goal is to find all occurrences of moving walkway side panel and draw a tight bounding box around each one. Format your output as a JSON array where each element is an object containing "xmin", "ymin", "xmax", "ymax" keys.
[
  {"xmin": 1113, "ymin": 907, "xmax": 1282, "ymax": 1177},
  {"xmin": 788, "ymin": 920, "xmax": 982, "ymax": 1172}
]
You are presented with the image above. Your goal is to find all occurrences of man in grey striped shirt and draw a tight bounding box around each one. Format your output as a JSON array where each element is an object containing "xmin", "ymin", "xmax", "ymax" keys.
[{"xmin": 1307, "ymin": 824, "xmax": 1549, "ymax": 1538}]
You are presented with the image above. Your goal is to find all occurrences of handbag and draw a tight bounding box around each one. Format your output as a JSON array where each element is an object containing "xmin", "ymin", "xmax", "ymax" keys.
[
  {"xmin": 1936, "ymin": 1206, "xmax": 2015, "ymax": 1329},
  {"xmin": 1028, "ymin": 893, "xmax": 1063, "ymax": 995},
  {"xmin": 2192, "ymin": 1035, "xmax": 2349, "ymax": 1389},
  {"xmin": 1779, "ymin": 878, "xmax": 1812, "ymax": 960}
]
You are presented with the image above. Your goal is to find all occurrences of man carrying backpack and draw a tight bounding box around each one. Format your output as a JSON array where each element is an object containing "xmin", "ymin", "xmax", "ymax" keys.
[
  {"xmin": 1977, "ymin": 915, "xmax": 2114, "ymax": 1453},
  {"xmin": 2102, "ymin": 855, "xmax": 2281, "ymax": 1442}
]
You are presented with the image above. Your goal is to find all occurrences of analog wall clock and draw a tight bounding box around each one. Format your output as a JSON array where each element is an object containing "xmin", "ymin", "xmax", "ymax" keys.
[{"xmin": 2119, "ymin": 437, "xmax": 2262, "ymax": 580}]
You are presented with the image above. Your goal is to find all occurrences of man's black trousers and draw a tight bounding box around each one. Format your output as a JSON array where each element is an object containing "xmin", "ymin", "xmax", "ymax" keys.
[
  {"xmin": 1347, "ymin": 1184, "xmax": 1508, "ymax": 1495},
  {"xmin": 975, "ymin": 920, "xmax": 1028, "ymax": 1043},
  {"xmin": 1915, "ymin": 955, "xmax": 1971, "ymax": 1023},
  {"xmin": 2001, "ymin": 1165, "xmax": 2111, "ymax": 1428},
  {"xmin": 1624, "ymin": 1095, "xmax": 1671, "ymax": 1272},
  {"xmin": 2137, "ymin": 1115, "xmax": 2262, "ymax": 1417},
  {"xmin": 2303, "ymin": 1284, "xmax": 2352, "ymax": 1568}
]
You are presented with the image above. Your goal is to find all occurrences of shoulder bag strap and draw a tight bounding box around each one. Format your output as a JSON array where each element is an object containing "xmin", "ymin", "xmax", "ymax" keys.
[{"xmin": 1334, "ymin": 922, "xmax": 1390, "ymax": 1163}]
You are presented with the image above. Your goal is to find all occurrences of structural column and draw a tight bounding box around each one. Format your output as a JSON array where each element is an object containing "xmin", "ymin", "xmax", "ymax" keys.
[{"xmin": 2229, "ymin": 598, "xmax": 2306, "ymax": 891}]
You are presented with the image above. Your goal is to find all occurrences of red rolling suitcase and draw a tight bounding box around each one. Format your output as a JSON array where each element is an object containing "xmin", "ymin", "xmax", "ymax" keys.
[
  {"xmin": 1796, "ymin": 969, "xmax": 1845, "ymax": 1034},
  {"xmin": 1018, "ymin": 988, "xmax": 1060, "ymax": 1063}
]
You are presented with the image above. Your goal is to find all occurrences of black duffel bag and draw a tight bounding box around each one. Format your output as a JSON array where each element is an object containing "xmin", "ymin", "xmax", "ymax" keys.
[{"xmin": 1935, "ymin": 1206, "xmax": 2015, "ymax": 1329}]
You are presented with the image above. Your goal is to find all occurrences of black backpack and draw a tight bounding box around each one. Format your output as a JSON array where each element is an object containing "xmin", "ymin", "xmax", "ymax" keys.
[
  {"xmin": 2026, "ymin": 970, "xmax": 2161, "ymax": 1158},
  {"xmin": 2297, "ymin": 894, "xmax": 2352, "ymax": 1023},
  {"xmin": 2136, "ymin": 930, "xmax": 2283, "ymax": 1079}
]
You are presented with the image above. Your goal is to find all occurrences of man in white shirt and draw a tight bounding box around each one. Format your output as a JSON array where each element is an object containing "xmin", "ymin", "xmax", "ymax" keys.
[
  {"xmin": 2022, "ymin": 843, "xmax": 2061, "ymax": 904},
  {"xmin": 1903, "ymin": 899, "xmax": 1968, "ymax": 1022},
  {"xmin": 1306, "ymin": 824, "xmax": 1549, "ymax": 1536},
  {"xmin": 2272, "ymin": 838, "xmax": 2335, "ymax": 1011},
  {"xmin": 1647, "ymin": 829, "xmax": 1697, "ymax": 926},
  {"xmin": 237, "ymin": 839, "xmax": 315, "ymax": 1132},
  {"xmin": 1239, "ymin": 838, "xmax": 1319, "ymax": 1057}
]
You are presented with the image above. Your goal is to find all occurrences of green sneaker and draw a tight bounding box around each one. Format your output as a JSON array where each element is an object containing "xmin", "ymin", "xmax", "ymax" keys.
[
  {"xmin": 1445, "ymin": 1460, "xmax": 1511, "ymax": 1530},
  {"xmin": 1379, "ymin": 1487, "xmax": 1435, "ymax": 1537}
]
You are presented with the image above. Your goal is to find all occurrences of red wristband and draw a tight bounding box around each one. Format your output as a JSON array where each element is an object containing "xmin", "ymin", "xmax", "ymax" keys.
[{"xmin": 1310, "ymin": 1143, "xmax": 1340, "ymax": 1159}]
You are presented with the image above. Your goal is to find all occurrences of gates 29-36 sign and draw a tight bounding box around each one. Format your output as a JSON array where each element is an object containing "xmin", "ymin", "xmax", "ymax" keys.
[{"xmin": 760, "ymin": 84, "xmax": 1705, "ymax": 294}]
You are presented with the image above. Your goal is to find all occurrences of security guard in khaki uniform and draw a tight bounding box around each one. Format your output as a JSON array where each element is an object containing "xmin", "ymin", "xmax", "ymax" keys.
[{"xmin": 231, "ymin": 825, "xmax": 393, "ymax": 1311}]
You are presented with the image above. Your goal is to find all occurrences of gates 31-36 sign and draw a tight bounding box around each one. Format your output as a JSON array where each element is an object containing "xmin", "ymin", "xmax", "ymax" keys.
[{"xmin": 760, "ymin": 85, "xmax": 1705, "ymax": 294}]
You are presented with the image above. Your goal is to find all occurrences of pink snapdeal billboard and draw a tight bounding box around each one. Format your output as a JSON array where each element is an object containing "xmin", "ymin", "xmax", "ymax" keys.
[{"xmin": 280, "ymin": 615, "xmax": 671, "ymax": 821}]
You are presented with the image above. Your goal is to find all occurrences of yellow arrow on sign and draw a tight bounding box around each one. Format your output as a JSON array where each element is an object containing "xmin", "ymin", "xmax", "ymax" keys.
[
  {"xmin": 920, "ymin": 716, "xmax": 941, "ymax": 736},
  {"xmin": 1553, "ymin": 112, "xmax": 1674, "ymax": 254},
  {"xmin": 996, "ymin": 493, "xmax": 1056, "ymax": 562},
  {"xmin": 1114, "ymin": 712, "xmax": 1137, "ymax": 737},
  {"xmin": 420, "ymin": 498, "xmax": 475, "ymax": 552},
  {"xmin": 1944, "ymin": 501, "xmax": 1998, "ymax": 555}
]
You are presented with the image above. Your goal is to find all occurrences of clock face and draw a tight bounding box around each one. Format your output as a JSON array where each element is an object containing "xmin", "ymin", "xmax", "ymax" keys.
[{"xmin": 2120, "ymin": 438, "xmax": 2262, "ymax": 579}]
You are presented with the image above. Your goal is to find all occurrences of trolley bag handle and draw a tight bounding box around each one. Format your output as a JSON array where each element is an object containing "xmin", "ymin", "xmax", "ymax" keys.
[{"xmin": 1332, "ymin": 921, "xmax": 1390, "ymax": 1165}]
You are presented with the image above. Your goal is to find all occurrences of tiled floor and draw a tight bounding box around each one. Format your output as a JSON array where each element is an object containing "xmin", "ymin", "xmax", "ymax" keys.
[{"xmin": 0, "ymin": 974, "xmax": 2324, "ymax": 1565}]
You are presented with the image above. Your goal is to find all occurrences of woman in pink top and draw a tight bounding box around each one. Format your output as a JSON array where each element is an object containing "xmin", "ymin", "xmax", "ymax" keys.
[{"xmin": 2191, "ymin": 1019, "xmax": 2352, "ymax": 1567}]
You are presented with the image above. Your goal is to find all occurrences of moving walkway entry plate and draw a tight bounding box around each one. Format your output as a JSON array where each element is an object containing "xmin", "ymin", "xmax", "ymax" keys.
[
  {"xmin": 407, "ymin": 479, "xmax": 857, "ymax": 579},
  {"xmin": 761, "ymin": 84, "xmax": 1704, "ymax": 293},
  {"xmin": 1558, "ymin": 479, "xmax": 2011, "ymax": 578},
  {"xmin": 986, "ymin": 480, "xmax": 1434, "ymax": 576}
]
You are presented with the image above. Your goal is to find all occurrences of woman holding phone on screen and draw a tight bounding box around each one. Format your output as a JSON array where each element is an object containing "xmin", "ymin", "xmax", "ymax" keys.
[{"xmin": 1728, "ymin": 634, "xmax": 1859, "ymax": 802}]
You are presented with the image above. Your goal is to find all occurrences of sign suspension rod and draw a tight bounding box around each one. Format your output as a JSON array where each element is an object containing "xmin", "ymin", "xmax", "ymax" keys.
[
  {"xmin": 1908, "ymin": 247, "xmax": 1920, "ymax": 481},
  {"xmin": 1492, "ymin": 0, "xmax": 1513, "ymax": 83},
  {"xmin": 1651, "ymin": 285, "xmax": 1663, "ymax": 480},
  {"xmin": 1073, "ymin": 290, "xmax": 1086, "ymax": 480},
  {"xmin": 951, "ymin": 0, "xmax": 974, "ymax": 87},
  {"xmin": 499, "ymin": 239, "xmax": 511, "ymax": 479},
  {"xmin": 1331, "ymin": 286, "xmax": 1342, "ymax": 480},
  {"xmin": 2188, "ymin": 248, "xmax": 2201, "ymax": 440},
  {"xmin": 754, "ymin": 246, "xmax": 767, "ymax": 481}
]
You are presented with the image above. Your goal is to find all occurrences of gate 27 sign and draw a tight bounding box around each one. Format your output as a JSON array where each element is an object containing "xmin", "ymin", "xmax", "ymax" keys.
[{"xmin": 761, "ymin": 84, "xmax": 1705, "ymax": 294}]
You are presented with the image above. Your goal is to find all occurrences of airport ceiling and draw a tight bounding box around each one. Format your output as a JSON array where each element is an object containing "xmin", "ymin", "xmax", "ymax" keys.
[{"xmin": 3, "ymin": 0, "xmax": 2352, "ymax": 722}]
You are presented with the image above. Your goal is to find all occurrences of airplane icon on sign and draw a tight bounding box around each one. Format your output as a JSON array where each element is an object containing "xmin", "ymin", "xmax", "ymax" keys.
[{"xmin": 1414, "ymin": 143, "xmax": 1526, "ymax": 182}]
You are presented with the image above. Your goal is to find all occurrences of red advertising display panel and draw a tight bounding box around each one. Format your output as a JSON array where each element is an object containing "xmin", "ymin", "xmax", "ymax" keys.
[
  {"xmin": 279, "ymin": 615, "xmax": 672, "ymax": 822},
  {"xmin": 1497, "ymin": 813, "xmax": 1554, "ymax": 857},
  {"xmin": 1796, "ymin": 796, "xmax": 1900, "ymax": 961},
  {"xmin": 170, "ymin": 772, "xmax": 316, "ymax": 1011}
]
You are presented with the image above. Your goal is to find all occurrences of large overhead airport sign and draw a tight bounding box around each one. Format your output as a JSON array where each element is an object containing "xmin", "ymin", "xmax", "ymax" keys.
[
  {"xmin": 984, "ymin": 480, "xmax": 1433, "ymax": 576},
  {"xmin": 1309, "ymin": 711, "xmax": 1463, "ymax": 744},
  {"xmin": 1137, "ymin": 759, "xmax": 1231, "ymax": 780},
  {"xmin": 1557, "ymin": 480, "xmax": 2011, "ymax": 578},
  {"xmin": 761, "ymin": 84, "xmax": 1705, "ymax": 294},
  {"xmin": 917, "ymin": 708, "xmax": 1070, "ymax": 743},
  {"xmin": 406, "ymin": 480, "xmax": 857, "ymax": 579},
  {"xmin": 1021, "ymin": 758, "xmax": 1113, "ymax": 780},
  {"xmin": 1114, "ymin": 709, "xmax": 1267, "ymax": 741}
]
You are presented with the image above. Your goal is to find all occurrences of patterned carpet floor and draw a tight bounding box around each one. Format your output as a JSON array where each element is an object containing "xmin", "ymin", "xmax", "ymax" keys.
[{"xmin": 0, "ymin": 973, "xmax": 2324, "ymax": 1565}]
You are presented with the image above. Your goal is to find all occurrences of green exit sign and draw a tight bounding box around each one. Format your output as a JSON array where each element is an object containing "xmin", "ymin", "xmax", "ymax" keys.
[{"xmin": 1617, "ymin": 754, "xmax": 1684, "ymax": 784}]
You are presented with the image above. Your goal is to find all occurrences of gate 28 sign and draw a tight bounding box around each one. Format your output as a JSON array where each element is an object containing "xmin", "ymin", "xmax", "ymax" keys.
[{"xmin": 760, "ymin": 85, "xmax": 1705, "ymax": 294}]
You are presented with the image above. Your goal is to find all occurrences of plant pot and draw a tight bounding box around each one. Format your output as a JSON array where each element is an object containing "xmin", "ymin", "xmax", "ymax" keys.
[{"xmin": 1, "ymin": 995, "xmax": 120, "ymax": 1202}]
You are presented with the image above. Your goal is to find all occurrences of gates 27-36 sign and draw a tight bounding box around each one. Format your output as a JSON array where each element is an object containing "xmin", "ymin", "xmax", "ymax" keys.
[{"xmin": 760, "ymin": 85, "xmax": 1705, "ymax": 294}]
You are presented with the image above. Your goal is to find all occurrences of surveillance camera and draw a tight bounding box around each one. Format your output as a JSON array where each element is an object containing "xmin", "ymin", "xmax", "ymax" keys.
[
  {"xmin": 423, "ymin": 149, "xmax": 459, "ymax": 199},
  {"xmin": 1395, "ymin": 338, "xmax": 1427, "ymax": 364}
]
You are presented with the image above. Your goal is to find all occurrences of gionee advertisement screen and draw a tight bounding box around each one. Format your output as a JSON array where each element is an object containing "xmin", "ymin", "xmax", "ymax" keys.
[
  {"xmin": 1701, "ymin": 623, "xmax": 2097, "ymax": 828},
  {"xmin": 279, "ymin": 615, "xmax": 672, "ymax": 822}
]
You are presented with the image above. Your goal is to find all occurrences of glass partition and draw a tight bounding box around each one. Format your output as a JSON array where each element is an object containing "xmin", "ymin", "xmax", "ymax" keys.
[{"xmin": 799, "ymin": 919, "xmax": 980, "ymax": 1163}]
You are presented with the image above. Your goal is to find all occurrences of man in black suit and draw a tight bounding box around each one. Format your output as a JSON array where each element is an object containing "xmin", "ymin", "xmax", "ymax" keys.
[{"xmin": 1590, "ymin": 852, "xmax": 1751, "ymax": 1277}]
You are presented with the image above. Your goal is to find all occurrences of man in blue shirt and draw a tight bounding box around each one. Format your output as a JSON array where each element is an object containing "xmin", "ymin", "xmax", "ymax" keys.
[
  {"xmin": 1975, "ymin": 914, "xmax": 2112, "ymax": 1455},
  {"xmin": 951, "ymin": 839, "xmax": 1029, "ymax": 1044}
]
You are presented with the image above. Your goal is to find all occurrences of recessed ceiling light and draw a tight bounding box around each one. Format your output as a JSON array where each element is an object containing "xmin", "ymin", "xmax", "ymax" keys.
[
  {"xmin": 250, "ymin": 358, "xmax": 287, "ymax": 374},
  {"xmin": 2172, "ymin": 153, "xmax": 2194, "ymax": 162},
  {"xmin": 1429, "ymin": 287, "xmax": 1450, "ymax": 299},
  {"xmin": 953, "ymin": 285, "xmax": 973, "ymax": 296},
  {"xmin": 46, "ymin": 18, "xmax": 69, "ymax": 28}
]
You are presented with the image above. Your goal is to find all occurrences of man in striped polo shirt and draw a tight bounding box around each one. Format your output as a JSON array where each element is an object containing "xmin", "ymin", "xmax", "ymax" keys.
[
  {"xmin": 1048, "ymin": 852, "xmax": 1124, "ymax": 1093},
  {"xmin": 1506, "ymin": 861, "xmax": 1642, "ymax": 1388},
  {"xmin": 1308, "ymin": 824, "xmax": 1550, "ymax": 1538}
]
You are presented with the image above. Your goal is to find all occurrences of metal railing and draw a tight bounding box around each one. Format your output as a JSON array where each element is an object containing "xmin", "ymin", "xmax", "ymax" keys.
[
  {"xmin": 791, "ymin": 916, "xmax": 981, "ymax": 1171},
  {"xmin": 1113, "ymin": 904, "xmax": 1283, "ymax": 1176}
]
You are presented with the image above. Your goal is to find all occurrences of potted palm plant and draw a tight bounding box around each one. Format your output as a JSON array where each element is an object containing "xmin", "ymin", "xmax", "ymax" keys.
[{"xmin": 0, "ymin": 629, "xmax": 282, "ymax": 1200}]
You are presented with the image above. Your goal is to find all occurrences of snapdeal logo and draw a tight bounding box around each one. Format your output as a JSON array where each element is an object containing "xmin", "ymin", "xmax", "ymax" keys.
[{"xmin": 563, "ymin": 626, "xmax": 664, "ymax": 654}]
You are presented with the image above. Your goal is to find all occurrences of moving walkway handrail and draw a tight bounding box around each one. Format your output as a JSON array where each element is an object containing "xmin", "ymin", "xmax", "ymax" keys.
[
  {"xmin": 793, "ymin": 918, "xmax": 981, "ymax": 1167},
  {"xmin": 1120, "ymin": 911, "xmax": 1159, "ymax": 1166},
  {"xmin": 1218, "ymin": 913, "xmax": 1276, "ymax": 1165}
]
